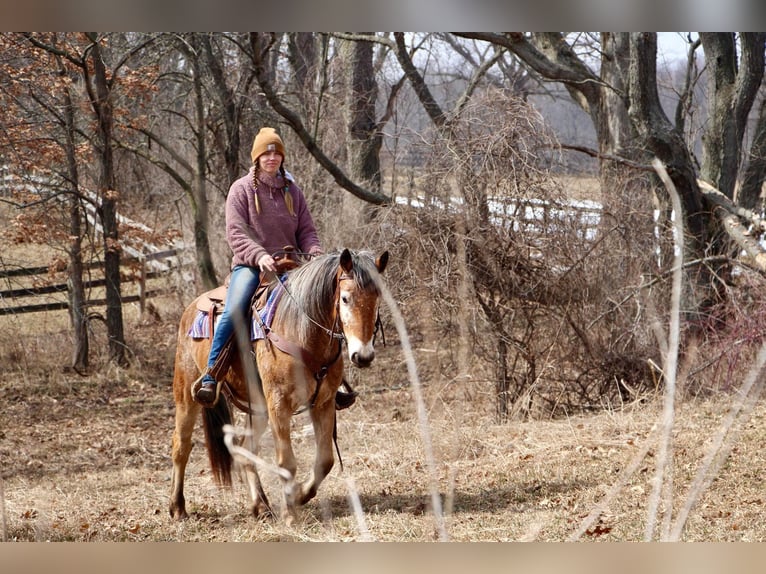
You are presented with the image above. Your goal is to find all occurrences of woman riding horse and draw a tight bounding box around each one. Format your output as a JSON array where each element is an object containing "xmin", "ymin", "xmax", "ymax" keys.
[
  {"xmin": 170, "ymin": 248, "xmax": 389, "ymax": 522},
  {"xmin": 193, "ymin": 127, "xmax": 323, "ymax": 406}
]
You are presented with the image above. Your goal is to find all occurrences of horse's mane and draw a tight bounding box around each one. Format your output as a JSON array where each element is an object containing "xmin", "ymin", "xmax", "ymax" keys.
[{"xmin": 275, "ymin": 250, "xmax": 380, "ymax": 345}]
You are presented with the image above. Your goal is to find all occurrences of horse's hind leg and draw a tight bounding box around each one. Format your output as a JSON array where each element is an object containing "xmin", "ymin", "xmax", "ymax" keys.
[
  {"xmin": 169, "ymin": 398, "xmax": 200, "ymax": 520},
  {"xmin": 298, "ymin": 402, "xmax": 337, "ymax": 506}
]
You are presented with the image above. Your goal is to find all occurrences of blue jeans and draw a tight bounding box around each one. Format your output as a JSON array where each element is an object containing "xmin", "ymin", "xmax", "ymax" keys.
[{"xmin": 203, "ymin": 264, "xmax": 261, "ymax": 383}]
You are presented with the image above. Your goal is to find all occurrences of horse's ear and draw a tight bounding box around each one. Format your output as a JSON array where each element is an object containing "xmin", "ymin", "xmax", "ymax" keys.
[
  {"xmin": 340, "ymin": 248, "xmax": 353, "ymax": 273},
  {"xmin": 376, "ymin": 251, "xmax": 389, "ymax": 274}
]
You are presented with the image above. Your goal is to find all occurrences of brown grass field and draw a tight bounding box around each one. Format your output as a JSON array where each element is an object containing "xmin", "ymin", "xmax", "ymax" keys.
[
  {"xmin": 3, "ymin": 285, "xmax": 766, "ymax": 544},
  {"xmin": 2, "ymin": 182, "xmax": 766, "ymax": 543}
]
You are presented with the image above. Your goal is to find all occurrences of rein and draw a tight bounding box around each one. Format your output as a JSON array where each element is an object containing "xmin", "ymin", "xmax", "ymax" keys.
[{"xmin": 277, "ymin": 271, "xmax": 346, "ymax": 342}]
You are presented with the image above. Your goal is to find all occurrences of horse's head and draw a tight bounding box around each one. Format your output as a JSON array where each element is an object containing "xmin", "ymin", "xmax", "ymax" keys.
[{"xmin": 336, "ymin": 248, "xmax": 389, "ymax": 368}]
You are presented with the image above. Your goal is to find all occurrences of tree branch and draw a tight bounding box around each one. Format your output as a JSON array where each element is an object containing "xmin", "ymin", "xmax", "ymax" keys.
[
  {"xmin": 393, "ymin": 32, "xmax": 447, "ymax": 128},
  {"xmin": 249, "ymin": 33, "xmax": 390, "ymax": 206},
  {"xmin": 559, "ymin": 143, "xmax": 654, "ymax": 171},
  {"xmin": 697, "ymin": 179, "xmax": 766, "ymax": 232}
]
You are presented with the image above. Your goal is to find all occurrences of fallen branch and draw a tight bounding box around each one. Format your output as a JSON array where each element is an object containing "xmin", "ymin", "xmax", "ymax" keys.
[{"xmin": 697, "ymin": 179, "xmax": 766, "ymax": 233}]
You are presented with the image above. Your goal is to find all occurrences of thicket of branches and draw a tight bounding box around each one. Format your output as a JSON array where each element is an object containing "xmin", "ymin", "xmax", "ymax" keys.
[{"xmin": 386, "ymin": 91, "xmax": 659, "ymax": 418}]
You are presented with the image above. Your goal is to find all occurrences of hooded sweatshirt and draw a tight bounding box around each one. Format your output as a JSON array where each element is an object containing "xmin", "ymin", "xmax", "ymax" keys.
[{"xmin": 225, "ymin": 168, "xmax": 322, "ymax": 269}]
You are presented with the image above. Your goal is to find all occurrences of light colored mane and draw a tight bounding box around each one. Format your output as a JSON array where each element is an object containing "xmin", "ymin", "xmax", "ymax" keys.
[{"xmin": 274, "ymin": 250, "xmax": 379, "ymax": 345}]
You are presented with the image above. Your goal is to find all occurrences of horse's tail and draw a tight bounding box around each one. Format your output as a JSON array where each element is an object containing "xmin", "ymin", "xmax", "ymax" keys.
[{"xmin": 202, "ymin": 396, "xmax": 233, "ymax": 487}]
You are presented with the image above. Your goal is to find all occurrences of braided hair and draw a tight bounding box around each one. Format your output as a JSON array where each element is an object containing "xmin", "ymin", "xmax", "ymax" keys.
[{"xmin": 252, "ymin": 162, "xmax": 295, "ymax": 216}]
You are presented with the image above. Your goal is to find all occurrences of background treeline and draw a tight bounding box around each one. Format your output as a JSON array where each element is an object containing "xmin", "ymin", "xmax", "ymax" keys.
[{"xmin": 1, "ymin": 32, "xmax": 765, "ymax": 419}]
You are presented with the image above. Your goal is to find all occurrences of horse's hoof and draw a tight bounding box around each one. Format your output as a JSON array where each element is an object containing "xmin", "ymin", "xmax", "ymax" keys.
[
  {"xmin": 252, "ymin": 503, "xmax": 274, "ymax": 521},
  {"xmin": 283, "ymin": 511, "xmax": 297, "ymax": 527},
  {"xmin": 169, "ymin": 507, "xmax": 189, "ymax": 521},
  {"xmin": 299, "ymin": 487, "xmax": 318, "ymax": 506}
]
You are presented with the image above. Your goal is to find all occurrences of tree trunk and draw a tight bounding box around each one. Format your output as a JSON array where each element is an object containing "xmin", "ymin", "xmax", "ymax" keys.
[
  {"xmin": 627, "ymin": 33, "xmax": 717, "ymax": 324},
  {"xmin": 189, "ymin": 35, "xmax": 219, "ymax": 289},
  {"xmin": 88, "ymin": 33, "xmax": 127, "ymax": 366},
  {"xmin": 696, "ymin": 33, "xmax": 766, "ymax": 295},
  {"xmin": 699, "ymin": 33, "xmax": 765, "ymax": 199},
  {"xmin": 288, "ymin": 33, "xmax": 318, "ymax": 114},
  {"xmin": 345, "ymin": 34, "xmax": 383, "ymax": 190},
  {"xmin": 739, "ymin": 96, "xmax": 766, "ymax": 212},
  {"xmin": 63, "ymin": 74, "xmax": 88, "ymax": 372},
  {"xmin": 595, "ymin": 33, "xmax": 660, "ymax": 290},
  {"xmin": 344, "ymin": 34, "xmax": 384, "ymax": 224}
]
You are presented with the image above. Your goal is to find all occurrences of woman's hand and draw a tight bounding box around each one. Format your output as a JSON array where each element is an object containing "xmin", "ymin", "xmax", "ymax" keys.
[{"xmin": 258, "ymin": 254, "xmax": 277, "ymax": 273}]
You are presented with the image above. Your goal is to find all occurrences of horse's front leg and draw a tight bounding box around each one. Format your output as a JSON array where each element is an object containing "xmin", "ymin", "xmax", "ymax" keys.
[
  {"xmin": 298, "ymin": 399, "xmax": 337, "ymax": 506},
  {"xmin": 269, "ymin": 399, "xmax": 300, "ymax": 525}
]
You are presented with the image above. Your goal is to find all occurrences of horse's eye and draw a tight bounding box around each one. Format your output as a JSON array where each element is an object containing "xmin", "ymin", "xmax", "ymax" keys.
[{"xmin": 341, "ymin": 293, "xmax": 350, "ymax": 305}]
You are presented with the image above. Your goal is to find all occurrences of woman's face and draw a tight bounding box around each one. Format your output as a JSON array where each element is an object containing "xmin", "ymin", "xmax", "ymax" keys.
[{"xmin": 258, "ymin": 150, "xmax": 283, "ymax": 176}]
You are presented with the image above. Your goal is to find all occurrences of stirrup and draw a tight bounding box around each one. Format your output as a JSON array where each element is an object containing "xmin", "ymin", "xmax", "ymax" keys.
[
  {"xmin": 335, "ymin": 379, "xmax": 358, "ymax": 410},
  {"xmin": 191, "ymin": 372, "xmax": 221, "ymax": 407}
]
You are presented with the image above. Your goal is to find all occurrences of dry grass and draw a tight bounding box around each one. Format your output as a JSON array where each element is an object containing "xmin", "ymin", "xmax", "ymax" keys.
[
  {"xmin": 551, "ymin": 175, "xmax": 601, "ymax": 202},
  {"xmin": 3, "ymin": 290, "xmax": 766, "ymax": 542}
]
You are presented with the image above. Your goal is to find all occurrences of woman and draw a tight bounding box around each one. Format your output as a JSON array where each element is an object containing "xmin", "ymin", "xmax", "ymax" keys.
[{"xmin": 193, "ymin": 127, "xmax": 323, "ymax": 406}]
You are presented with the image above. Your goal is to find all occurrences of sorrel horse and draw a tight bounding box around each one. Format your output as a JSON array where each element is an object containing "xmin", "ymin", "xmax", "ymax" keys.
[{"xmin": 169, "ymin": 248, "xmax": 389, "ymax": 523}]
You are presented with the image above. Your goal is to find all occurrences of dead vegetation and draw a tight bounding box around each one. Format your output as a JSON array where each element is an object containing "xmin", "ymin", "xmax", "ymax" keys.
[{"xmin": 2, "ymin": 269, "xmax": 766, "ymax": 542}]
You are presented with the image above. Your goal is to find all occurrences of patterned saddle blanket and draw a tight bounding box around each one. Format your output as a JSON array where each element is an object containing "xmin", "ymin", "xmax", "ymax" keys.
[{"xmin": 187, "ymin": 280, "xmax": 284, "ymax": 341}]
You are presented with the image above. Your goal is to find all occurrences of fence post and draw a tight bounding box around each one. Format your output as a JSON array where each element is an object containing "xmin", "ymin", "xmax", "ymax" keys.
[{"xmin": 139, "ymin": 252, "xmax": 147, "ymax": 316}]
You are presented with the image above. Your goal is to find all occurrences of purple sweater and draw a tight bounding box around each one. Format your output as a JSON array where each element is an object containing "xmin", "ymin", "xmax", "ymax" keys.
[{"xmin": 225, "ymin": 168, "xmax": 322, "ymax": 269}]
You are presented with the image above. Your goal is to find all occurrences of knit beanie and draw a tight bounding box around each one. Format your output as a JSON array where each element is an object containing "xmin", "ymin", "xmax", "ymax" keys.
[{"xmin": 251, "ymin": 127, "xmax": 286, "ymax": 163}]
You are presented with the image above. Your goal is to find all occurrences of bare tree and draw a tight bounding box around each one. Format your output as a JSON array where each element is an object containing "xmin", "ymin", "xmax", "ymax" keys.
[
  {"xmin": 61, "ymin": 56, "xmax": 89, "ymax": 372},
  {"xmin": 0, "ymin": 34, "xmax": 94, "ymax": 370},
  {"xmin": 456, "ymin": 32, "xmax": 766, "ymax": 330},
  {"xmin": 83, "ymin": 32, "xmax": 128, "ymax": 365},
  {"xmin": 14, "ymin": 32, "xmax": 176, "ymax": 367},
  {"xmin": 117, "ymin": 32, "xmax": 257, "ymax": 289},
  {"xmin": 344, "ymin": 34, "xmax": 383, "ymax": 191},
  {"xmin": 122, "ymin": 33, "xmax": 221, "ymax": 289},
  {"xmin": 248, "ymin": 32, "xmax": 390, "ymax": 206}
]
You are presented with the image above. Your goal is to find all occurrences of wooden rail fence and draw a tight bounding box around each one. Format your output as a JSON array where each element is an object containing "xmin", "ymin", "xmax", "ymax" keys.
[{"xmin": 0, "ymin": 249, "xmax": 180, "ymax": 316}]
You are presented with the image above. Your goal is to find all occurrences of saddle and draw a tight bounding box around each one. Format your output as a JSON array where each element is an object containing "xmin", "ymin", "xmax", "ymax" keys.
[
  {"xmin": 195, "ymin": 247, "xmax": 302, "ymax": 373},
  {"xmin": 196, "ymin": 246, "xmax": 302, "ymax": 317}
]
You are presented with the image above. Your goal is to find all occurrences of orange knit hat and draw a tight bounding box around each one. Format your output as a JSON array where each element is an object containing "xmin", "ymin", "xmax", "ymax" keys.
[{"xmin": 251, "ymin": 127, "xmax": 285, "ymax": 163}]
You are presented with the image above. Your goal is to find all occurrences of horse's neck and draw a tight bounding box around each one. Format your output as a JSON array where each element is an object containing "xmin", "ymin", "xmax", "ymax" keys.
[{"xmin": 272, "ymin": 301, "xmax": 337, "ymax": 352}]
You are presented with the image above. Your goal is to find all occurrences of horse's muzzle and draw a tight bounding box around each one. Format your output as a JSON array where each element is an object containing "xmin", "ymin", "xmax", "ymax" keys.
[{"xmin": 350, "ymin": 350, "xmax": 375, "ymax": 368}]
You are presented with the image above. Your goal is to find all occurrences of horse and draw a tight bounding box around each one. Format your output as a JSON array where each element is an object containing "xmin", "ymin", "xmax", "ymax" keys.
[{"xmin": 169, "ymin": 248, "xmax": 389, "ymax": 524}]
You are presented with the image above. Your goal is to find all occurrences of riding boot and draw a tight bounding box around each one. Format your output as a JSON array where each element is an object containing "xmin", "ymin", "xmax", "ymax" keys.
[{"xmin": 192, "ymin": 372, "xmax": 219, "ymax": 407}]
